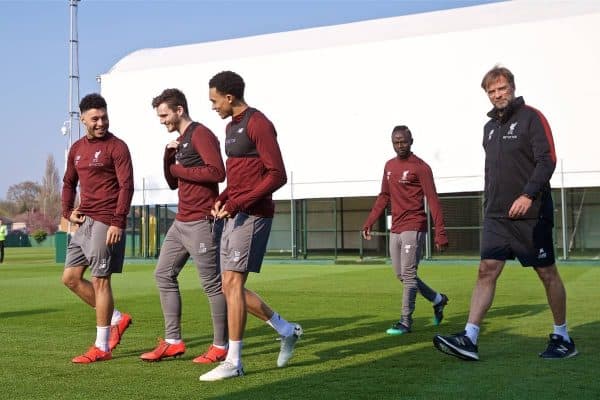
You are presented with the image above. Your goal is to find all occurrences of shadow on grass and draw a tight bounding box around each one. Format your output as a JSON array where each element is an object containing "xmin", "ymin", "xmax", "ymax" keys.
[
  {"xmin": 0, "ymin": 308, "xmax": 61, "ymax": 319},
  {"xmin": 196, "ymin": 306, "xmax": 599, "ymax": 400}
]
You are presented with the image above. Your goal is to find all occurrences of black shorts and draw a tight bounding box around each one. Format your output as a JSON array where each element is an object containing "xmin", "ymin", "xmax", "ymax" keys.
[{"xmin": 480, "ymin": 217, "xmax": 555, "ymax": 267}]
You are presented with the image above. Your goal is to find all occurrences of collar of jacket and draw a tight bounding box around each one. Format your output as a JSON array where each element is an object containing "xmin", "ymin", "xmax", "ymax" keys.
[{"xmin": 487, "ymin": 96, "xmax": 525, "ymax": 123}]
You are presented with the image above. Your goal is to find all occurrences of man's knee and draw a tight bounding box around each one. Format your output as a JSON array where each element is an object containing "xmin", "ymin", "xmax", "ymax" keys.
[
  {"xmin": 154, "ymin": 267, "xmax": 178, "ymax": 290},
  {"xmin": 478, "ymin": 259, "xmax": 504, "ymax": 282},
  {"xmin": 92, "ymin": 275, "xmax": 112, "ymax": 292},
  {"xmin": 62, "ymin": 268, "xmax": 82, "ymax": 289},
  {"xmin": 535, "ymin": 264, "xmax": 561, "ymax": 285},
  {"xmin": 221, "ymin": 271, "xmax": 244, "ymax": 294}
]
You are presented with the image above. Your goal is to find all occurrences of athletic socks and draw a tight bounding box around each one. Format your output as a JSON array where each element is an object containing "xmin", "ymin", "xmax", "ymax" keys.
[
  {"xmin": 433, "ymin": 293, "xmax": 443, "ymax": 305},
  {"xmin": 553, "ymin": 323, "xmax": 571, "ymax": 343},
  {"xmin": 266, "ymin": 312, "xmax": 294, "ymax": 337},
  {"xmin": 110, "ymin": 309, "xmax": 122, "ymax": 326},
  {"xmin": 165, "ymin": 338, "xmax": 182, "ymax": 345},
  {"xmin": 95, "ymin": 326, "xmax": 110, "ymax": 352},
  {"xmin": 225, "ymin": 340, "xmax": 243, "ymax": 368},
  {"xmin": 465, "ymin": 323, "xmax": 480, "ymax": 345}
]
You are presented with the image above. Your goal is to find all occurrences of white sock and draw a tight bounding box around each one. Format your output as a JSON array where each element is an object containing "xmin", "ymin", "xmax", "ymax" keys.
[
  {"xmin": 111, "ymin": 309, "xmax": 122, "ymax": 326},
  {"xmin": 433, "ymin": 293, "xmax": 443, "ymax": 305},
  {"xmin": 212, "ymin": 343, "xmax": 227, "ymax": 350},
  {"xmin": 165, "ymin": 338, "xmax": 182, "ymax": 345},
  {"xmin": 95, "ymin": 326, "xmax": 110, "ymax": 352},
  {"xmin": 225, "ymin": 340, "xmax": 242, "ymax": 367},
  {"xmin": 266, "ymin": 312, "xmax": 294, "ymax": 337},
  {"xmin": 465, "ymin": 323, "xmax": 480, "ymax": 345},
  {"xmin": 553, "ymin": 323, "xmax": 571, "ymax": 342}
]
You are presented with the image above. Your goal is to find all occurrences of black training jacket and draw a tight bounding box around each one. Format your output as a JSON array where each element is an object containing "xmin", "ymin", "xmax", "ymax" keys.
[{"xmin": 482, "ymin": 96, "xmax": 556, "ymax": 220}]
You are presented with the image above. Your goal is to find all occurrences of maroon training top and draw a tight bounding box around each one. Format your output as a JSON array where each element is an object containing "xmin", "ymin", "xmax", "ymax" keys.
[
  {"xmin": 62, "ymin": 132, "xmax": 134, "ymax": 229},
  {"xmin": 163, "ymin": 122, "xmax": 225, "ymax": 222},
  {"xmin": 363, "ymin": 153, "xmax": 448, "ymax": 246},
  {"xmin": 218, "ymin": 109, "xmax": 287, "ymax": 218}
]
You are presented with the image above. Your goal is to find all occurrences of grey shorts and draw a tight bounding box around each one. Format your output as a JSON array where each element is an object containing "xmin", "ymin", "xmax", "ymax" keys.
[
  {"xmin": 220, "ymin": 212, "xmax": 272, "ymax": 273},
  {"xmin": 65, "ymin": 217, "xmax": 126, "ymax": 277}
]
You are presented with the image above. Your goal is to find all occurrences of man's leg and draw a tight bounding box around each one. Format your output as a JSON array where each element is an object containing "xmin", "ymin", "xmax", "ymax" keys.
[
  {"xmin": 535, "ymin": 264, "xmax": 577, "ymax": 358},
  {"xmin": 467, "ymin": 259, "xmax": 505, "ymax": 327},
  {"xmin": 387, "ymin": 232, "xmax": 417, "ymax": 334},
  {"xmin": 433, "ymin": 259, "xmax": 505, "ymax": 361},
  {"xmin": 92, "ymin": 277, "xmax": 115, "ymax": 321},
  {"xmin": 141, "ymin": 224, "xmax": 189, "ymax": 361},
  {"xmin": 62, "ymin": 265, "xmax": 95, "ymax": 307},
  {"xmin": 0, "ymin": 240, "xmax": 4, "ymax": 263},
  {"xmin": 186, "ymin": 220, "xmax": 228, "ymax": 363},
  {"xmin": 535, "ymin": 264, "xmax": 566, "ymax": 325}
]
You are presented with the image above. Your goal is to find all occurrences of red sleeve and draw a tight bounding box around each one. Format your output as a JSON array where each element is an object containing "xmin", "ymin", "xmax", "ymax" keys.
[
  {"xmin": 419, "ymin": 162, "xmax": 448, "ymax": 246},
  {"xmin": 225, "ymin": 113, "xmax": 287, "ymax": 213},
  {"xmin": 169, "ymin": 126, "xmax": 226, "ymax": 184},
  {"xmin": 163, "ymin": 146, "xmax": 178, "ymax": 190},
  {"xmin": 216, "ymin": 187, "xmax": 229, "ymax": 204},
  {"xmin": 61, "ymin": 144, "xmax": 79, "ymax": 220},
  {"xmin": 110, "ymin": 140, "xmax": 134, "ymax": 229},
  {"xmin": 523, "ymin": 106, "xmax": 556, "ymax": 198},
  {"xmin": 363, "ymin": 167, "xmax": 390, "ymax": 230}
]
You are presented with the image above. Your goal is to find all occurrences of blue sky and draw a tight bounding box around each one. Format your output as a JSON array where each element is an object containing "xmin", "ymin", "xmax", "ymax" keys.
[{"xmin": 0, "ymin": 0, "xmax": 497, "ymax": 199}]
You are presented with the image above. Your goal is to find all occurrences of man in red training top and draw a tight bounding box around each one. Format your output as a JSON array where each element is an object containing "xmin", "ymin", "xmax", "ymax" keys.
[
  {"xmin": 199, "ymin": 71, "xmax": 302, "ymax": 381},
  {"xmin": 139, "ymin": 88, "xmax": 228, "ymax": 364},
  {"xmin": 363, "ymin": 125, "xmax": 449, "ymax": 335},
  {"xmin": 61, "ymin": 93, "xmax": 134, "ymax": 363}
]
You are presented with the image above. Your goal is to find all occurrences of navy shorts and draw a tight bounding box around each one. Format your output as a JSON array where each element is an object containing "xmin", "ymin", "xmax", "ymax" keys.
[{"xmin": 480, "ymin": 217, "xmax": 555, "ymax": 267}]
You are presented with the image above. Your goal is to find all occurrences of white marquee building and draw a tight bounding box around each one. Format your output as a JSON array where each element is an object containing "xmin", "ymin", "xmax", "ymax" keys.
[{"xmin": 101, "ymin": 1, "xmax": 600, "ymax": 259}]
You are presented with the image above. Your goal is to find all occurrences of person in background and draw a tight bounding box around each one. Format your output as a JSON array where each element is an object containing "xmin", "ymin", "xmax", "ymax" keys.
[
  {"xmin": 0, "ymin": 218, "xmax": 7, "ymax": 263},
  {"xmin": 363, "ymin": 125, "xmax": 449, "ymax": 336}
]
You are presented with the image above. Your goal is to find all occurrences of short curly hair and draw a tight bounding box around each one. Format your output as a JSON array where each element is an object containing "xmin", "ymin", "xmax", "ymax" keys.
[
  {"xmin": 209, "ymin": 71, "xmax": 245, "ymax": 99},
  {"xmin": 79, "ymin": 93, "xmax": 107, "ymax": 113}
]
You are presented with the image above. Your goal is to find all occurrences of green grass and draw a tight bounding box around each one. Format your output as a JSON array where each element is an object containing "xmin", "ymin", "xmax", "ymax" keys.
[{"xmin": 0, "ymin": 248, "xmax": 598, "ymax": 399}]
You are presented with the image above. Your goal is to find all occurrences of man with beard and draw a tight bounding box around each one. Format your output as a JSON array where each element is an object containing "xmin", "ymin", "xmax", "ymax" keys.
[{"xmin": 433, "ymin": 66, "xmax": 577, "ymax": 361}]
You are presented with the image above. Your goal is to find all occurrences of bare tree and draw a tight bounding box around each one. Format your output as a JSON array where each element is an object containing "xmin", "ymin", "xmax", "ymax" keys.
[
  {"xmin": 7, "ymin": 181, "xmax": 41, "ymax": 213},
  {"xmin": 39, "ymin": 154, "xmax": 62, "ymax": 224}
]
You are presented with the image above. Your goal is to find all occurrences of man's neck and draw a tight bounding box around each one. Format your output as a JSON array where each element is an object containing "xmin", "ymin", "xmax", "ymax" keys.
[
  {"xmin": 178, "ymin": 117, "xmax": 193, "ymax": 134},
  {"xmin": 232, "ymin": 101, "xmax": 249, "ymax": 119}
]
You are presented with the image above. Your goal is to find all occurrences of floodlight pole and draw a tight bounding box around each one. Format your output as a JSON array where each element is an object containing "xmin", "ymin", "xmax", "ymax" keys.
[
  {"xmin": 67, "ymin": 0, "xmax": 81, "ymax": 147},
  {"xmin": 62, "ymin": 0, "xmax": 81, "ymax": 237}
]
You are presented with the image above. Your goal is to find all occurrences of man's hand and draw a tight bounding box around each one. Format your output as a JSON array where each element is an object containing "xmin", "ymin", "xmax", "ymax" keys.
[
  {"xmin": 508, "ymin": 195, "xmax": 533, "ymax": 219},
  {"xmin": 166, "ymin": 140, "xmax": 179, "ymax": 150},
  {"xmin": 166, "ymin": 140, "xmax": 180, "ymax": 164},
  {"xmin": 216, "ymin": 205, "xmax": 231, "ymax": 219},
  {"xmin": 211, "ymin": 200, "xmax": 223, "ymax": 218},
  {"xmin": 362, "ymin": 227, "xmax": 372, "ymax": 240},
  {"xmin": 69, "ymin": 208, "xmax": 85, "ymax": 225},
  {"xmin": 106, "ymin": 226, "xmax": 123, "ymax": 245},
  {"xmin": 435, "ymin": 242, "xmax": 448, "ymax": 252}
]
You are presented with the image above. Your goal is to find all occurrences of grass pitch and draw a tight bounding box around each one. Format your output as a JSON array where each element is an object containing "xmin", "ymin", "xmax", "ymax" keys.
[{"xmin": 0, "ymin": 248, "xmax": 598, "ymax": 399}]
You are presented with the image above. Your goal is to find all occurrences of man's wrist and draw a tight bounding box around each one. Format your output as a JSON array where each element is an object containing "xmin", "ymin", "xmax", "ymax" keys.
[{"xmin": 522, "ymin": 193, "xmax": 535, "ymax": 200}]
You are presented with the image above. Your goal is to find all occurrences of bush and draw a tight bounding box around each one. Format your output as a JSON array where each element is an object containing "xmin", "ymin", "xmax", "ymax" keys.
[{"xmin": 32, "ymin": 229, "xmax": 48, "ymax": 244}]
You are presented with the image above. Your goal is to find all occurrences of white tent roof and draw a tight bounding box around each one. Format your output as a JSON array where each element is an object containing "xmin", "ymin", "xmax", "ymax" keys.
[
  {"xmin": 110, "ymin": 1, "xmax": 600, "ymax": 74},
  {"xmin": 102, "ymin": 0, "xmax": 600, "ymax": 205}
]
